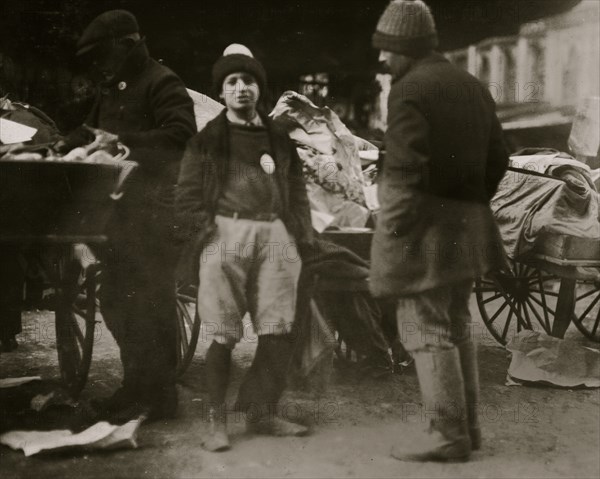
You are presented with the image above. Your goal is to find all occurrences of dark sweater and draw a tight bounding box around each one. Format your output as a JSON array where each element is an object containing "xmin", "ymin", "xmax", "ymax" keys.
[{"xmin": 216, "ymin": 123, "xmax": 282, "ymax": 218}]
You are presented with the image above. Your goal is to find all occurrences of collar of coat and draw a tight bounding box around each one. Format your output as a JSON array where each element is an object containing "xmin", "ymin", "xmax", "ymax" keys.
[
  {"xmin": 194, "ymin": 108, "xmax": 294, "ymax": 216},
  {"xmin": 201, "ymin": 109, "xmax": 291, "ymax": 169},
  {"xmin": 392, "ymin": 51, "xmax": 449, "ymax": 82}
]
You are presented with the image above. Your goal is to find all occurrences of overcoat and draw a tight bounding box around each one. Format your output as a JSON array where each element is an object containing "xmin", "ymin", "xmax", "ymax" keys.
[
  {"xmin": 176, "ymin": 110, "xmax": 313, "ymax": 282},
  {"xmin": 370, "ymin": 53, "xmax": 509, "ymax": 297},
  {"xmin": 85, "ymin": 39, "xmax": 196, "ymax": 223}
]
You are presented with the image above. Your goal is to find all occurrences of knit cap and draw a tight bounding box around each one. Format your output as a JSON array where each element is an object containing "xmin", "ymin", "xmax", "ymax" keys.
[
  {"xmin": 372, "ymin": 0, "xmax": 438, "ymax": 57},
  {"xmin": 212, "ymin": 44, "xmax": 267, "ymax": 94}
]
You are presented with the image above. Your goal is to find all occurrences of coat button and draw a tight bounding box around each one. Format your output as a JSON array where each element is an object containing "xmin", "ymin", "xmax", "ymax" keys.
[{"xmin": 118, "ymin": 81, "xmax": 127, "ymax": 91}]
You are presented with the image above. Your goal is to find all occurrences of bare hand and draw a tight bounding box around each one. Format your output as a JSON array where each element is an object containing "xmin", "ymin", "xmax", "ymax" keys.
[{"xmin": 83, "ymin": 125, "xmax": 119, "ymax": 151}]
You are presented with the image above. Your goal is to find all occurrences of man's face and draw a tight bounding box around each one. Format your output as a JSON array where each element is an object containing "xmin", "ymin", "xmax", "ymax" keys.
[
  {"xmin": 379, "ymin": 50, "xmax": 413, "ymax": 79},
  {"xmin": 221, "ymin": 72, "xmax": 260, "ymax": 113},
  {"xmin": 90, "ymin": 40, "xmax": 132, "ymax": 82}
]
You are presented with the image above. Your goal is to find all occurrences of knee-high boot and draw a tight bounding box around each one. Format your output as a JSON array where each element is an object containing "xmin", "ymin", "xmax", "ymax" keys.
[
  {"xmin": 240, "ymin": 334, "xmax": 308, "ymax": 436},
  {"xmin": 391, "ymin": 347, "xmax": 471, "ymax": 462},
  {"xmin": 457, "ymin": 339, "xmax": 481, "ymax": 450},
  {"xmin": 202, "ymin": 341, "xmax": 231, "ymax": 452}
]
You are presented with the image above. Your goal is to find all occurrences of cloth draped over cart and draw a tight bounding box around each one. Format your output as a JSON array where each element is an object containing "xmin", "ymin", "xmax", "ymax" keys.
[
  {"xmin": 491, "ymin": 150, "xmax": 600, "ymax": 260},
  {"xmin": 291, "ymin": 239, "xmax": 392, "ymax": 378}
]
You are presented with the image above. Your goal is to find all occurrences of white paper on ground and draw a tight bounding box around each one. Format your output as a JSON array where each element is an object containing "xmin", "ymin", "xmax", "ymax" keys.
[
  {"xmin": 506, "ymin": 330, "xmax": 600, "ymax": 388},
  {"xmin": 0, "ymin": 377, "xmax": 42, "ymax": 389},
  {"xmin": 0, "ymin": 417, "xmax": 144, "ymax": 456},
  {"xmin": 0, "ymin": 118, "xmax": 37, "ymax": 144}
]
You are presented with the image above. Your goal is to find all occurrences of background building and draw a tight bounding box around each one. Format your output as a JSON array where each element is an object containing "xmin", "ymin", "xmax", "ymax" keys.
[{"xmin": 370, "ymin": 0, "xmax": 600, "ymax": 152}]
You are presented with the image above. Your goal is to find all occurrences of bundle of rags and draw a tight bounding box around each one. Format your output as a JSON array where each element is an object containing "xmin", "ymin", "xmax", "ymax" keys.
[{"xmin": 290, "ymin": 239, "xmax": 395, "ymax": 385}]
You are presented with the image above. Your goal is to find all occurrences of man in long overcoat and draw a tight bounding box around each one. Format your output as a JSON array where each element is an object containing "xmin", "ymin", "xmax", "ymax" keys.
[
  {"xmin": 370, "ymin": 0, "xmax": 509, "ymax": 461},
  {"xmin": 71, "ymin": 10, "xmax": 196, "ymax": 419}
]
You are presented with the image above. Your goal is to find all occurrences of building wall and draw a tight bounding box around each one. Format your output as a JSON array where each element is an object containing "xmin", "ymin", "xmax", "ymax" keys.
[{"xmin": 369, "ymin": 0, "xmax": 600, "ymax": 131}]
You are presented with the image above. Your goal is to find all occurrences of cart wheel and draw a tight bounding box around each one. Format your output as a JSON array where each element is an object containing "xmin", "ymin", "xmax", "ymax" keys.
[
  {"xmin": 475, "ymin": 261, "xmax": 559, "ymax": 345},
  {"xmin": 176, "ymin": 283, "xmax": 200, "ymax": 377},
  {"xmin": 55, "ymin": 261, "xmax": 98, "ymax": 397},
  {"xmin": 573, "ymin": 279, "xmax": 600, "ymax": 342}
]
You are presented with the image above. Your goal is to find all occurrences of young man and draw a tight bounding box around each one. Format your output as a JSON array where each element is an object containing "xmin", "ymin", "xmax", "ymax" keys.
[
  {"xmin": 176, "ymin": 45, "xmax": 313, "ymax": 452},
  {"xmin": 70, "ymin": 10, "xmax": 196, "ymax": 420},
  {"xmin": 370, "ymin": 0, "xmax": 509, "ymax": 462}
]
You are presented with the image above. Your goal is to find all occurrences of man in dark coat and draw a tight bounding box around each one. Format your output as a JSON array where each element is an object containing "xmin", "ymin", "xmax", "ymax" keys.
[
  {"xmin": 371, "ymin": 0, "xmax": 509, "ymax": 462},
  {"xmin": 177, "ymin": 44, "xmax": 313, "ymax": 451},
  {"xmin": 72, "ymin": 10, "xmax": 196, "ymax": 419}
]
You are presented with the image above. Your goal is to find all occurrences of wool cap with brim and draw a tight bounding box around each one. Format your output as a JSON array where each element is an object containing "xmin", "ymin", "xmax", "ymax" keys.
[
  {"xmin": 372, "ymin": 0, "xmax": 438, "ymax": 57},
  {"xmin": 77, "ymin": 10, "xmax": 139, "ymax": 56},
  {"xmin": 212, "ymin": 46, "xmax": 267, "ymax": 94}
]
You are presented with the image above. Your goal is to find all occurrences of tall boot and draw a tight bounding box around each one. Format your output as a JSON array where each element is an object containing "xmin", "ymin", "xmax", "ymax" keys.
[
  {"xmin": 457, "ymin": 339, "xmax": 481, "ymax": 450},
  {"xmin": 202, "ymin": 341, "xmax": 232, "ymax": 452},
  {"xmin": 243, "ymin": 334, "xmax": 308, "ymax": 437},
  {"xmin": 391, "ymin": 347, "xmax": 471, "ymax": 462}
]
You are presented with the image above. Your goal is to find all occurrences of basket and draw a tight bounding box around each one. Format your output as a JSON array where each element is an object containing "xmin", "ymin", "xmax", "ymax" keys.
[{"xmin": 0, "ymin": 147, "xmax": 136, "ymax": 243}]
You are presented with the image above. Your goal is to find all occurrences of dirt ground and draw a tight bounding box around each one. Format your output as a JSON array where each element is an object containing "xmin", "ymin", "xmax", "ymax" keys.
[{"xmin": 1, "ymin": 296, "xmax": 599, "ymax": 479}]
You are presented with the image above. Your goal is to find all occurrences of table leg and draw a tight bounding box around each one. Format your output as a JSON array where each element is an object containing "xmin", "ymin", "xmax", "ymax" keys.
[{"xmin": 552, "ymin": 278, "xmax": 576, "ymax": 338}]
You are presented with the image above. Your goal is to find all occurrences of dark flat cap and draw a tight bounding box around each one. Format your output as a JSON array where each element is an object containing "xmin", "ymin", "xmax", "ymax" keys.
[{"xmin": 77, "ymin": 10, "xmax": 139, "ymax": 56}]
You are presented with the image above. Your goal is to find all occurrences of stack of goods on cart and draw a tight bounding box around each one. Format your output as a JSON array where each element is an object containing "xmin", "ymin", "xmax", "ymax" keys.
[
  {"xmin": 270, "ymin": 91, "xmax": 379, "ymax": 231},
  {"xmin": 1, "ymin": 96, "xmax": 123, "ymax": 164},
  {"xmin": 491, "ymin": 98, "xmax": 600, "ymax": 261}
]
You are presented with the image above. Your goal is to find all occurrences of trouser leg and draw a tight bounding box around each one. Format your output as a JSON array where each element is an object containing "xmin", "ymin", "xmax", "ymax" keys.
[
  {"xmin": 392, "ymin": 281, "xmax": 473, "ymax": 462},
  {"xmin": 99, "ymin": 225, "xmax": 178, "ymax": 417},
  {"xmin": 202, "ymin": 340, "xmax": 232, "ymax": 452},
  {"xmin": 448, "ymin": 281, "xmax": 481, "ymax": 450},
  {"xmin": 239, "ymin": 334, "xmax": 308, "ymax": 436}
]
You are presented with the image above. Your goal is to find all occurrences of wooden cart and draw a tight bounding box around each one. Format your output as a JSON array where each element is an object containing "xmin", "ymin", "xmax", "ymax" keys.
[
  {"xmin": 0, "ymin": 148, "xmax": 135, "ymax": 396},
  {"xmin": 475, "ymin": 236, "xmax": 600, "ymax": 345}
]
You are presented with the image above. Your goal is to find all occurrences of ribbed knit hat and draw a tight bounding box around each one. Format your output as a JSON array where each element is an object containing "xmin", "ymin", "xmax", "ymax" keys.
[
  {"xmin": 211, "ymin": 44, "xmax": 267, "ymax": 95},
  {"xmin": 372, "ymin": 0, "xmax": 438, "ymax": 57}
]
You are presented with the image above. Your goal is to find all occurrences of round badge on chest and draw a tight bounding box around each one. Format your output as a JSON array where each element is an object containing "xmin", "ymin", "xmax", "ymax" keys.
[
  {"xmin": 118, "ymin": 81, "xmax": 127, "ymax": 91},
  {"xmin": 260, "ymin": 153, "xmax": 276, "ymax": 175}
]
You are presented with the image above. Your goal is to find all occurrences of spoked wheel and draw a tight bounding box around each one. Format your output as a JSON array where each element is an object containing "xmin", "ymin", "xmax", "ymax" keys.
[
  {"xmin": 175, "ymin": 283, "xmax": 200, "ymax": 377},
  {"xmin": 573, "ymin": 278, "xmax": 600, "ymax": 342},
  {"xmin": 52, "ymin": 252, "xmax": 98, "ymax": 397},
  {"xmin": 475, "ymin": 260, "xmax": 560, "ymax": 345}
]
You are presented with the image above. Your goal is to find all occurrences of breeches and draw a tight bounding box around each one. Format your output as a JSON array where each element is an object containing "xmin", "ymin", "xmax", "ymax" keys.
[
  {"xmin": 396, "ymin": 280, "xmax": 474, "ymax": 353},
  {"xmin": 197, "ymin": 215, "xmax": 302, "ymax": 347}
]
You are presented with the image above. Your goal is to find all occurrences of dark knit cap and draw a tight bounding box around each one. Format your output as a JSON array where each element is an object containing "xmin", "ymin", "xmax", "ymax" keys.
[
  {"xmin": 211, "ymin": 46, "xmax": 267, "ymax": 94},
  {"xmin": 77, "ymin": 10, "xmax": 139, "ymax": 56},
  {"xmin": 372, "ymin": 0, "xmax": 438, "ymax": 57}
]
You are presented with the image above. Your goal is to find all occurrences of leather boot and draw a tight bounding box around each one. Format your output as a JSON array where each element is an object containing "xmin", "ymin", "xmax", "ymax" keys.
[
  {"xmin": 202, "ymin": 341, "xmax": 231, "ymax": 452},
  {"xmin": 203, "ymin": 406, "xmax": 230, "ymax": 452},
  {"xmin": 242, "ymin": 335, "xmax": 308, "ymax": 437},
  {"xmin": 457, "ymin": 339, "xmax": 481, "ymax": 450},
  {"xmin": 391, "ymin": 347, "xmax": 471, "ymax": 462}
]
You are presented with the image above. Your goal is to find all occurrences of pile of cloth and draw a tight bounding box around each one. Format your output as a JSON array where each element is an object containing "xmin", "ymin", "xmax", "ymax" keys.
[
  {"xmin": 270, "ymin": 91, "xmax": 377, "ymax": 230},
  {"xmin": 491, "ymin": 148, "xmax": 600, "ymax": 260},
  {"xmin": 290, "ymin": 238, "xmax": 403, "ymax": 381}
]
